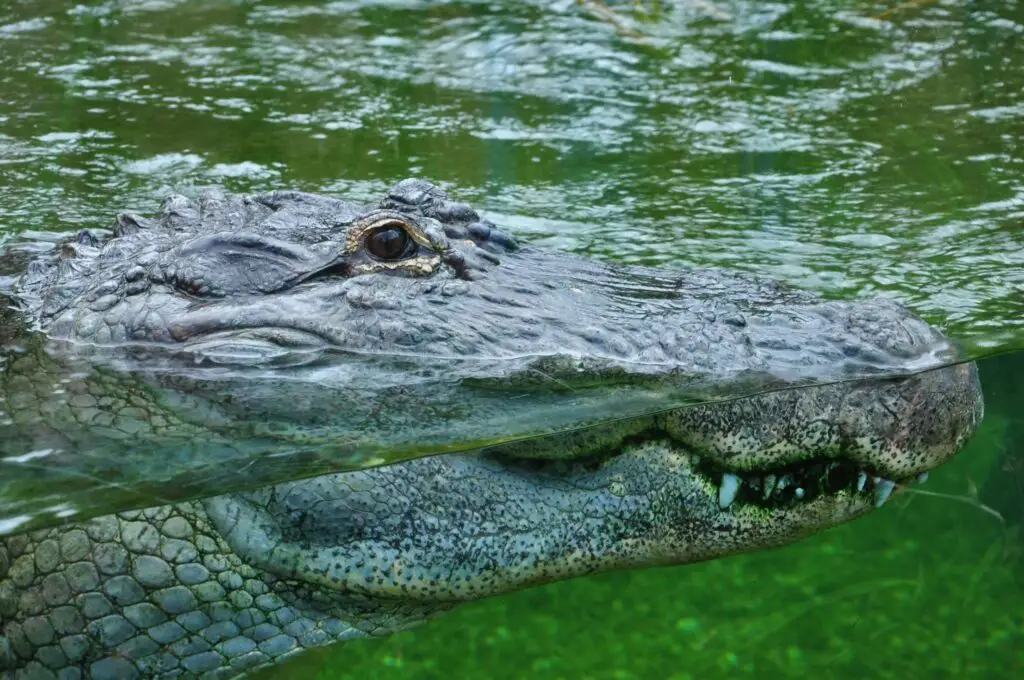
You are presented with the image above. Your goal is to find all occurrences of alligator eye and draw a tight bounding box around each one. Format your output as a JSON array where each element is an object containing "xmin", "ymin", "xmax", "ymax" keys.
[{"xmin": 365, "ymin": 224, "xmax": 417, "ymax": 261}]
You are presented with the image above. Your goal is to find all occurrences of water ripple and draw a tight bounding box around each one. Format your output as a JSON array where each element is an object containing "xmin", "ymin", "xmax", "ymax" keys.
[{"xmin": 0, "ymin": 0, "xmax": 1019, "ymax": 347}]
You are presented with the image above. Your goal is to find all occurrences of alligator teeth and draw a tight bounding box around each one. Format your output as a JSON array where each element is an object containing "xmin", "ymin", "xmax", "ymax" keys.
[
  {"xmin": 718, "ymin": 473, "xmax": 740, "ymax": 509},
  {"xmin": 873, "ymin": 479, "xmax": 896, "ymax": 508},
  {"xmin": 776, "ymin": 475, "xmax": 791, "ymax": 491},
  {"xmin": 762, "ymin": 474, "xmax": 776, "ymax": 500},
  {"xmin": 916, "ymin": 472, "xmax": 929, "ymax": 484},
  {"xmin": 856, "ymin": 472, "xmax": 867, "ymax": 492},
  {"xmin": 794, "ymin": 487, "xmax": 805, "ymax": 500}
]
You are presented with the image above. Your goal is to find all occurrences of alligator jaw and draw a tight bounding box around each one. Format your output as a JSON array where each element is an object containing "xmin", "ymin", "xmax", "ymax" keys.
[{"xmin": 710, "ymin": 459, "xmax": 911, "ymax": 512}]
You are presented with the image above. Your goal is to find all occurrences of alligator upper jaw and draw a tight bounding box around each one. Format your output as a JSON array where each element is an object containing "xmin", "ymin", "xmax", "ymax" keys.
[
  {"xmin": 493, "ymin": 435, "xmax": 924, "ymax": 517},
  {"xmin": 493, "ymin": 360, "xmax": 984, "ymax": 512}
]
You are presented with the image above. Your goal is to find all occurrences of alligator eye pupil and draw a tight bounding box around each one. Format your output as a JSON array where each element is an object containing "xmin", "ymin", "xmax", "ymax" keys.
[{"xmin": 366, "ymin": 225, "xmax": 413, "ymax": 261}]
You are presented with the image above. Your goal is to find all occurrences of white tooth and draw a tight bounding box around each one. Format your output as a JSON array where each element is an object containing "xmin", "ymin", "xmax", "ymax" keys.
[
  {"xmin": 762, "ymin": 474, "xmax": 776, "ymax": 499},
  {"xmin": 873, "ymin": 479, "xmax": 896, "ymax": 508},
  {"xmin": 776, "ymin": 476, "xmax": 791, "ymax": 490},
  {"xmin": 856, "ymin": 472, "xmax": 867, "ymax": 492},
  {"xmin": 916, "ymin": 472, "xmax": 929, "ymax": 484},
  {"xmin": 794, "ymin": 487, "xmax": 805, "ymax": 500},
  {"xmin": 718, "ymin": 473, "xmax": 740, "ymax": 509}
]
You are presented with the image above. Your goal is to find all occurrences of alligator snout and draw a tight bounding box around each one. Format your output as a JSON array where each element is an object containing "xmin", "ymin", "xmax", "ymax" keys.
[{"xmin": 660, "ymin": 359, "xmax": 984, "ymax": 484}]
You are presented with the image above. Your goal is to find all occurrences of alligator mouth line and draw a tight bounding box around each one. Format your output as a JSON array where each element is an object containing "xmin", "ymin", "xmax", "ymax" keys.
[
  {"xmin": 693, "ymin": 456, "xmax": 925, "ymax": 511},
  {"xmin": 490, "ymin": 432, "xmax": 929, "ymax": 512}
]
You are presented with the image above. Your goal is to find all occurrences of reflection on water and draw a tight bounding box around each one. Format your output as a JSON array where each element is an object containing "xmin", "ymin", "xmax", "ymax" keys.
[
  {"xmin": 0, "ymin": 352, "xmax": 1011, "ymax": 675},
  {"xmin": 0, "ymin": 290, "xmax": 981, "ymax": 535},
  {"xmin": 296, "ymin": 351, "xmax": 1023, "ymax": 680}
]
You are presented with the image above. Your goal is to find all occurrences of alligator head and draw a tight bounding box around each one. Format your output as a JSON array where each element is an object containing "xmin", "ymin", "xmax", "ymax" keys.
[{"xmin": 0, "ymin": 180, "xmax": 983, "ymax": 677}]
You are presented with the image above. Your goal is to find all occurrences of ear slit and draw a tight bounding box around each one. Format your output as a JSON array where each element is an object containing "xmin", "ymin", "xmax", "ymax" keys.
[{"xmin": 283, "ymin": 257, "xmax": 351, "ymax": 289}]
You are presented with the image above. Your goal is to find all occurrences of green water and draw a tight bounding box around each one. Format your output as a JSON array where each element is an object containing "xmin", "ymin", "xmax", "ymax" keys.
[{"xmin": 1, "ymin": 0, "xmax": 1022, "ymax": 677}]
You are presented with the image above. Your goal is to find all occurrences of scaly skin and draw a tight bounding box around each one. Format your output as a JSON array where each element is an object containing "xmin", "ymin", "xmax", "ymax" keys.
[{"xmin": 0, "ymin": 180, "xmax": 984, "ymax": 678}]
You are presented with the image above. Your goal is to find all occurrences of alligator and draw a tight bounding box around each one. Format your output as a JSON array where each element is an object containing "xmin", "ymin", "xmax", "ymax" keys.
[{"xmin": 0, "ymin": 180, "xmax": 983, "ymax": 679}]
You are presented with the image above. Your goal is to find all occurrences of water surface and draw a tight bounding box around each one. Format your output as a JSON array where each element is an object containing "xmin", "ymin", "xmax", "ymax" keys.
[{"xmin": 1, "ymin": 0, "xmax": 1021, "ymax": 350}]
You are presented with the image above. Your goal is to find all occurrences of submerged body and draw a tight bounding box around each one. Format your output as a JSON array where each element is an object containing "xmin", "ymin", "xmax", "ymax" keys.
[{"xmin": 0, "ymin": 181, "xmax": 983, "ymax": 678}]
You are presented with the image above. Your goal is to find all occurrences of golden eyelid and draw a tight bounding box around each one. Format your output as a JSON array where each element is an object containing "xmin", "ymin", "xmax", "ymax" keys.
[{"xmin": 346, "ymin": 212, "xmax": 432, "ymax": 254}]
